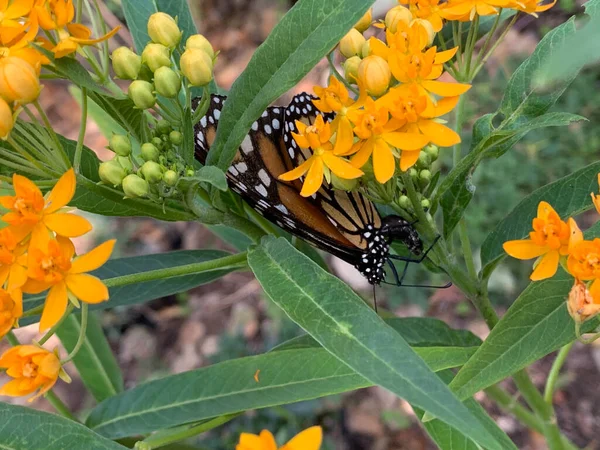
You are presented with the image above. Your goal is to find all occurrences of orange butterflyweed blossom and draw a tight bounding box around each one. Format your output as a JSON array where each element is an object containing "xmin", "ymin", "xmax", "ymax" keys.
[
  {"xmin": 278, "ymin": 115, "xmax": 363, "ymax": 197},
  {"xmin": 590, "ymin": 174, "xmax": 600, "ymax": 215},
  {"xmin": 0, "ymin": 288, "xmax": 21, "ymax": 337},
  {"xmin": 567, "ymin": 279, "xmax": 600, "ymax": 324},
  {"xmin": 381, "ymin": 85, "xmax": 460, "ymax": 169},
  {"xmin": 0, "ymin": 169, "xmax": 92, "ymax": 243},
  {"xmin": 237, "ymin": 426, "xmax": 322, "ymax": 450},
  {"xmin": 22, "ymin": 236, "xmax": 115, "ymax": 331},
  {"xmin": 0, "ymin": 0, "xmax": 36, "ymax": 43},
  {"xmin": 440, "ymin": 0, "xmax": 513, "ymax": 21},
  {"xmin": 0, "ymin": 345, "xmax": 70, "ymax": 401},
  {"xmin": 503, "ymin": 201, "xmax": 571, "ymax": 281},
  {"xmin": 399, "ymin": 0, "xmax": 445, "ymax": 31},
  {"xmin": 0, "ymin": 227, "xmax": 27, "ymax": 308},
  {"xmin": 346, "ymin": 98, "xmax": 429, "ymax": 181},
  {"xmin": 512, "ymin": 0, "xmax": 556, "ymax": 15}
]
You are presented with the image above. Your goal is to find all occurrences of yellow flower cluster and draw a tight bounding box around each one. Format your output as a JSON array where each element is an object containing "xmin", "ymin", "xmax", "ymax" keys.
[
  {"xmin": 237, "ymin": 426, "xmax": 322, "ymax": 450},
  {"xmin": 281, "ymin": 6, "xmax": 470, "ymax": 193},
  {"xmin": 0, "ymin": 0, "xmax": 118, "ymax": 137},
  {"xmin": 504, "ymin": 176, "xmax": 600, "ymax": 324}
]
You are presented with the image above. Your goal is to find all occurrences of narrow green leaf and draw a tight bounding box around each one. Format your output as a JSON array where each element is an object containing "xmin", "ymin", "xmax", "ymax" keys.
[
  {"xmin": 87, "ymin": 343, "xmax": 476, "ymax": 439},
  {"xmin": 191, "ymin": 165, "xmax": 228, "ymax": 191},
  {"xmin": 54, "ymin": 58, "xmax": 107, "ymax": 95},
  {"xmin": 247, "ymin": 237, "xmax": 504, "ymax": 450},
  {"xmin": 207, "ymin": 225, "xmax": 254, "ymax": 251},
  {"xmin": 22, "ymin": 250, "xmax": 239, "ymax": 323},
  {"xmin": 481, "ymin": 160, "xmax": 600, "ymax": 272},
  {"xmin": 207, "ymin": 0, "xmax": 374, "ymax": 171},
  {"xmin": 57, "ymin": 311, "xmax": 124, "ymax": 402},
  {"xmin": 87, "ymin": 91, "xmax": 146, "ymax": 143},
  {"xmin": 0, "ymin": 403, "xmax": 127, "ymax": 450},
  {"xmin": 414, "ymin": 371, "xmax": 518, "ymax": 450}
]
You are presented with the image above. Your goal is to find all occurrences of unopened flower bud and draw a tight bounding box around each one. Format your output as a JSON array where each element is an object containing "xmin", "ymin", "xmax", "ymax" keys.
[
  {"xmin": 186, "ymin": 34, "xmax": 215, "ymax": 58},
  {"xmin": 186, "ymin": 168, "xmax": 195, "ymax": 177},
  {"xmin": 411, "ymin": 19, "xmax": 436, "ymax": 46},
  {"xmin": 0, "ymin": 97, "xmax": 14, "ymax": 139},
  {"xmin": 154, "ymin": 66, "xmax": 181, "ymax": 98},
  {"xmin": 109, "ymin": 134, "xmax": 132, "ymax": 157},
  {"xmin": 180, "ymin": 48, "xmax": 213, "ymax": 87},
  {"xmin": 156, "ymin": 119, "xmax": 172, "ymax": 135},
  {"xmin": 117, "ymin": 156, "xmax": 133, "ymax": 172},
  {"xmin": 424, "ymin": 144, "xmax": 439, "ymax": 162},
  {"xmin": 122, "ymin": 174, "xmax": 149, "ymax": 198},
  {"xmin": 398, "ymin": 195, "xmax": 410, "ymax": 209},
  {"xmin": 339, "ymin": 29, "xmax": 365, "ymax": 58},
  {"xmin": 385, "ymin": 5, "xmax": 412, "ymax": 33},
  {"xmin": 568, "ymin": 279, "xmax": 600, "ymax": 324},
  {"xmin": 151, "ymin": 136, "xmax": 164, "ymax": 148},
  {"xmin": 343, "ymin": 56, "xmax": 361, "ymax": 83},
  {"xmin": 111, "ymin": 47, "xmax": 141, "ymax": 80},
  {"xmin": 128, "ymin": 80, "xmax": 156, "ymax": 110},
  {"xmin": 141, "ymin": 161, "xmax": 163, "ymax": 183},
  {"xmin": 419, "ymin": 169, "xmax": 432, "ymax": 187},
  {"xmin": 169, "ymin": 130, "xmax": 183, "ymax": 145},
  {"xmin": 409, "ymin": 168, "xmax": 418, "ymax": 180},
  {"xmin": 331, "ymin": 174, "xmax": 358, "ymax": 191},
  {"xmin": 360, "ymin": 39, "xmax": 371, "ymax": 58},
  {"xmin": 99, "ymin": 159, "xmax": 126, "ymax": 186},
  {"xmin": 141, "ymin": 143, "xmax": 160, "ymax": 161},
  {"xmin": 358, "ymin": 55, "xmax": 391, "ymax": 96},
  {"xmin": 354, "ymin": 8, "xmax": 372, "ymax": 32},
  {"xmin": 0, "ymin": 57, "xmax": 40, "ymax": 104},
  {"xmin": 417, "ymin": 151, "xmax": 430, "ymax": 169},
  {"xmin": 142, "ymin": 43, "xmax": 171, "ymax": 72},
  {"xmin": 147, "ymin": 12, "xmax": 182, "ymax": 49},
  {"xmin": 421, "ymin": 199, "xmax": 430, "ymax": 210},
  {"xmin": 163, "ymin": 169, "xmax": 179, "ymax": 187}
]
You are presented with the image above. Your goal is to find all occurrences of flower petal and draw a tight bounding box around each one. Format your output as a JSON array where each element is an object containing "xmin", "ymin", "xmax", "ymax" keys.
[
  {"xmin": 530, "ymin": 250, "xmax": 559, "ymax": 281},
  {"xmin": 333, "ymin": 117, "xmax": 354, "ymax": 155},
  {"xmin": 45, "ymin": 169, "xmax": 75, "ymax": 214},
  {"xmin": 65, "ymin": 274, "xmax": 109, "ymax": 304},
  {"xmin": 382, "ymin": 132, "xmax": 429, "ymax": 151},
  {"xmin": 300, "ymin": 157, "xmax": 324, "ymax": 197},
  {"xmin": 39, "ymin": 282, "xmax": 68, "ymax": 332},
  {"xmin": 421, "ymin": 80, "xmax": 471, "ymax": 97},
  {"xmin": 351, "ymin": 139, "xmax": 374, "ymax": 168},
  {"xmin": 282, "ymin": 426, "xmax": 323, "ymax": 450},
  {"xmin": 70, "ymin": 240, "xmax": 116, "ymax": 274},
  {"xmin": 322, "ymin": 153, "xmax": 363, "ymax": 180},
  {"xmin": 503, "ymin": 239, "xmax": 547, "ymax": 259},
  {"xmin": 279, "ymin": 158, "xmax": 313, "ymax": 182},
  {"xmin": 434, "ymin": 47, "xmax": 458, "ymax": 64},
  {"xmin": 422, "ymin": 96, "xmax": 460, "ymax": 118},
  {"xmin": 418, "ymin": 120, "xmax": 461, "ymax": 146},
  {"xmin": 13, "ymin": 173, "xmax": 41, "ymax": 199},
  {"xmin": 537, "ymin": 201, "xmax": 556, "ymax": 220},
  {"xmin": 400, "ymin": 149, "xmax": 421, "ymax": 171},
  {"xmin": 373, "ymin": 139, "xmax": 395, "ymax": 184},
  {"xmin": 43, "ymin": 212, "xmax": 92, "ymax": 237}
]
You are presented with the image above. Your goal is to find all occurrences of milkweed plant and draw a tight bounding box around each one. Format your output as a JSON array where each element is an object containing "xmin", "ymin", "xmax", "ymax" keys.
[{"xmin": 0, "ymin": 0, "xmax": 598, "ymax": 449}]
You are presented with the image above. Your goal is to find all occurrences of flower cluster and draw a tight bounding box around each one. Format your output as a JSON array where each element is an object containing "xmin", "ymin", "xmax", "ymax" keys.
[
  {"xmin": 280, "ymin": 5, "xmax": 469, "ymax": 194},
  {"xmin": 237, "ymin": 426, "xmax": 322, "ymax": 450},
  {"xmin": 0, "ymin": 0, "xmax": 118, "ymax": 138},
  {"xmin": 504, "ymin": 178, "xmax": 600, "ymax": 324}
]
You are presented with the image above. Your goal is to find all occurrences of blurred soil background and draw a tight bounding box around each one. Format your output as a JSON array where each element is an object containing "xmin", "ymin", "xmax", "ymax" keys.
[{"xmin": 7, "ymin": 0, "xmax": 600, "ymax": 448}]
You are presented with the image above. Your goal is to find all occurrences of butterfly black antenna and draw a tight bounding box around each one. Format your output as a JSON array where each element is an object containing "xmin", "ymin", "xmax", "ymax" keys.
[{"xmin": 388, "ymin": 235, "xmax": 441, "ymax": 263}]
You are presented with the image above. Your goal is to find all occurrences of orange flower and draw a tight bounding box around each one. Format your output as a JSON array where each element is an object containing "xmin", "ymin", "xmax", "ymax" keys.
[
  {"xmin": 567, "ymin": 238, "xmax": 600, "ymax": 299},
  {"xmin": 0, "ymin": 169, "xmax": 92, "ymax": 243},
  {"xmin": 22, "ymin": 237, "xmax": 115, "ymax": 331},
  {"xmin": 279, "ymin": 115, "xmax": 363, "ymax": 197},
  {"xmin": 0, "ymin": 288, "xmax": 21, "ymax": 337},
  {"xmin": 503, "ymin": 201, "xmax": 570, "ymax": 281},
  {"xmin": 440, "ymin": 0, "xmax": 513, "ymax": 20},
  {"xmin": 51, "ymin": 23, "xmax": 119, "ymax": 58},
  {"xmin": 590, "ymin": 174, "xmax": 600, "ymax": 215},
  {"xmin": 399, "ymin": 0, "xmax": 445, "ymax": 31},
  {"xmin": 512, "ymin": 0, "xmax": 556, "ymax": 15},
  {"xmin": 0, "ymin": 0, "xmax": 37, "ymax": 43},
  {"xmin": 567, "ymin": 279, "xmax": 600, "ymax": 324},
  {"xmin": 237, "ymin": 426, "xmax": 322, "ymax": 450},
  {"xmin": 346, "ymin": 98, "xmax": 429, "ymax": 181},
  {"xmin": 0, "ymin": 345, "xmax": 69, "ymax": 401},
  {"xmin": 0, "ymin": 227, "xmax": 27, "ymax": 308}
]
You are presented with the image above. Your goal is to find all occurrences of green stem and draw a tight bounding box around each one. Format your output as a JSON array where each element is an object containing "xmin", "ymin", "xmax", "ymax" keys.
[
  {"xmin": 73, "ymin": 88, "xmax": 88, "ymax": 173},
  {"xmin": 61, "ymin": 304, "xmax": 88, "ymax": 364},
  {"xmin": 136, "ymin": 414, "xmax": 240, "ymax": 450},
  {"xmin": 104, "ymin": 252, "xmax": 248, "ymax": 288},
  {"xmin": 458, "ymin": 219, "xmax": 478, "ymax": 280},
  {"xmin": 544, "ymin": 342, "xmax": 574, "ymax": 404},
  {"xmin": 464, "ymin": 15, "xmax": 480, "ymax": 79},
  {"xmin": 32, "ymin": 100, "xmax": 70, "ymax": 169},
  {"xmin": 452, "ymin": 94, "xmax": 467, "ymax": 166},
  {"xmin": 37, "ymin": 304, "xmax": 75, "ymax": 346},
  {"xmin": 485, "ymin": 384, "xmax": 542, "ymax": 431},
  {"xmin": 22, "ymin": 305, "xmax": 44, "ymax": 318},
  {"xmin": 474, "ymin": 10, "xmax": 503, "ymax": 71},
  {"xmin": 6, "ymin": 331, "xmax": 19, "ymax": 346},
  {"xmin": 45, "ymin": 390, "xmax": 77, "ymax": 421},
  {"xmin": 327, "ymin": 52, "xmax": 359, "ymax": 95},
  {"xmin": 472, "ymin": 14, "xmax": 518, "ymax": 78}
]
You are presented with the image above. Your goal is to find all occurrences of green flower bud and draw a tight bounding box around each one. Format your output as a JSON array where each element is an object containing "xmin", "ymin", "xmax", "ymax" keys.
[
  {"xmin": 331, "ymin": 174, "xmax": 358, "ymax": 191},
  {"xmin": 117, "ymin": 156, "xmax": 133, "ymax": 172},
  {"xmin": 421, "ymin": 199, "xmax": 431, "ymax": 211},
  {"xmin": 148, "ymin": 12, "xmax": 182, "ymax": 49},
  {"xmin": 141, "ymin": 142, "xmax": 160, "ymax": 161},
  {"xmin": 186, "ymin": 34, "xmax": 214, "ymax": 58},
  {"xmin": 109, "ymin": 134, "xmax": 132, "ymax": 156},
  {"xmin": 156, "ymin": 119, "xmax": 172, "ymax": 135},
  {"xmin": 163, "ymin": 169, "xmax": 179, "ymax": 187},
  {"xmin": 122, "ymin": 174, "xmax": 149, "ymax": 198},
  {"xmin": 409, "ymin": 168, "xmax": 418, "ymax": 181},
  {"xmin": 152, "ymin": 136, "xmax": 164, "ymax": 148},
  {"xmin": 419, "ymin": 169, "xmax": 432, "ymax": 187},
  {"xmin": 141, "ymin": 161, "xmax": 164, "ymax": 183},
  {"xmin": 128, "ymin": 80, "xmax": 156, "ymax": 110},
  {"xmin": 339, "ymin": 29, "xmax": 366, "ymax": 58},
  {"xmin": 343, "ymin": 56, "xmax": 361, "ymax": 83},
  {"xmin": 186, "ymin": 168, "xmax": 195, "ymax": 177},
  {"xmin": 180, "ymin": 48, "xmax": 213, "ymax": 87},
  {"xmin": 154, "ymin": 66, "xmax": 181, "ymax": 98},
  {"xmin": 111, "ymin": 47, "xmax": 142, "ymax": 80},
  {"xmin": 169, "ymin": 130, "xmax": 183, "ymax": 145},
  {"xmin": 99, "ymin": 160, "xmax": 126, "ymax": 186},
  {"xmin": 398, "ymin": 195, "xmax": 410, "ymax": 209},
  {"xmin": 424, "ymin": 144, "xmax": 439, "ymax": 162},
  {"xmin": 360, "ymin": 39, "xmax": 371, "ymax": 58},
  {"xmin": 142, "ymin": 43, "xmax": 171, "ymax": 72},
  {"xmin": 417, "ymin": 151, "xmax": 430, "ymax": 169}
]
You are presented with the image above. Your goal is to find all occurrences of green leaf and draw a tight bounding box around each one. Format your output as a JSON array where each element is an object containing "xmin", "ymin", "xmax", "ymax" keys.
[
  {"xmin": 22, "ymin": 250, "xmax": 239, "ymax": 323},
  {"xmin": 190, "ymin": 165, "xmax": 228, "ymax": 191},
  {"xmin": 439, "ymin": 9, "xmax": 516, "ymax": 48},
  {"xmin": 414, "ymin": 371, "xmax": 518, "ymax": 450},
  {"xmin": 0, "ymin": 403, "xmax": 127, "ymax": 450},
  {"xmin": 87, "ymin": 91, "xmax": 147, "ymax": 143},
  {"xmin": 56, "ymin": 311, "xmax": 124, "ymax": 402},
  {"xmin": 54, "ymin": 58, "xmax": 107, "ymax": 95},
  {"xmin": 207, "ymin": 225, "xmax": 254, "ymax": 251},
  {"xmin": 207, "ymin": 0, "xmax": 374, "ymax": 171},
  {"xmin": 69, "ymin": 87, "xmax": 127, "ymax": 139},
  {"xmin": 87, "ymin": 342, "xmax": 476, "ymax": 439},
  {"xmin": 481, "ymin": 161, "xmax": 600, "ymax": 272},
  {"xmin": 247, "ymin": 237, "xmax": 504, "ymax": 450}
]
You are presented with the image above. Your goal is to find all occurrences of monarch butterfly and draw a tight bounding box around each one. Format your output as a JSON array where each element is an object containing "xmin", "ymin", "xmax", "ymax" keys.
[{"xmin": 193, "ymin": 93, "xmax": 434, "ymax": 286}]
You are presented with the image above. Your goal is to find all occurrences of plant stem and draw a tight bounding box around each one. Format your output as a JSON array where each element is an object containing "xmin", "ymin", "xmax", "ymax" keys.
[
  {"xmin": 73, "ymin": 87, "xmax": 88, "ymax": 173},
  {"xmin": 544, "ymin": 342, "xmax": 574, "ymax": 404},
  {"xmin": 485, "ymin": 384, "xmax": 541, "ymax": 431},
  {"xmin": 61, "ymin": 304, "xmax": 88, "ymax": 364},
  {"xmin": 32, "ymin": 100, "xmax": 70, "ymax": 170},
  {"xmin": 472, "ymin": 14, "xmax": 518, "ymax": 78},
  {"xmin": 37, "ymin": 304, "xmax": 75, "ymax": 346},
  {"xmin": 327, "ymin": 52, "xmax": 359, "ymax": 95},
  {"xmin": 104, "ymin": 252, "xmax": 248, "ymax": 289},
  {"xmin": 458, "ymin": 219, "xmax": 478, "ymax": 280},
  {"xmin": 137, "ymin": 414, "xmax": 240, "ymax": 449},
  {"xmin": 45, "ymin": 390, "xmax": 77, "ymax": 421},
  {"xmin": 452, "ymin": 94, "xmax": 467, "ymax": 166},
  {"xmin": 6, "ymin": 330, "xmax": 19, "ymax": 346}
]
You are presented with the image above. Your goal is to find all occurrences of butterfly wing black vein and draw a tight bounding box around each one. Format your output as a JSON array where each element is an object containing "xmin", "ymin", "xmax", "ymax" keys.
[{"xmin": 193, "ymin": 93, "xmax": 423, "ymax": 285}]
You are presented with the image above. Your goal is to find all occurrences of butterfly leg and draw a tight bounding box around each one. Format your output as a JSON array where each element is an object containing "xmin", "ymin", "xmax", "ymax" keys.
[{"xmin": 388, "ymin": 235, "xmax": 441, "ymax": 264}]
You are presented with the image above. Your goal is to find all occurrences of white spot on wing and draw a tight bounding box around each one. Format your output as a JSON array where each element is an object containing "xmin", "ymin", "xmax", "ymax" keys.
[
  {"xmin": 200, "ymin": 116, "xmax": 207, "ymax": 127},
  {"xmin": 234, "ymin": 162, "xmax": 248, "ymax": 173},
  {"xmin": 228, "ymin": 166, "xmax": 239, "ymax": 176},
  {"xmin": 241, "ymin": 135, "xmax": 253, "ymax": 154},
  {"xmin": 255, "ymin": 184, "xmax": 268, "ymax": 197},
  {"xmin": 272, "ymin": 119, "xmax": 280, "ymax": 130},
  {"xmin": 251, "ymin": 122, "xmax": 258, "ymax": 131},
  {"xmin": 264, "ymin": 124, "xmax": 272, "ymax": 134},
  {"xmin": 258, "ymin": 169, "xmax": 271, "ymax": 187},
  {"xmin": 275, "ymin": 204, "xmax": 288, "ymax": 214},
  {"xmin": 214, "ymin": 109, "xmax": 221, "ymax": 119},
  {"xmin": 213, "ymin": 97, "xmax": 221, "ymax": 104}
]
